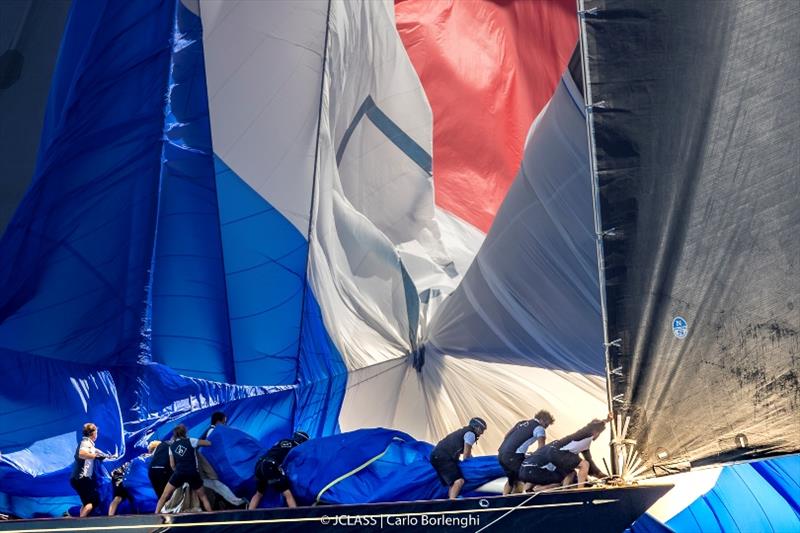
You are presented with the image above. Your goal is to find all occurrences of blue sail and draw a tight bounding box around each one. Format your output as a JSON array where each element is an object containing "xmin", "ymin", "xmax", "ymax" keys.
[{"xmin": 0, "ymin": 0, "xmax": 344, "ymax": 517}]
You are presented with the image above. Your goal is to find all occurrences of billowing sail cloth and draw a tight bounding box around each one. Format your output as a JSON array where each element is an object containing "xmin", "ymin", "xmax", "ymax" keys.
[
  {"xmin": 579, "ymin": 0, "xmax": 800, "ymax": 474},
  {"xmin": 0, "ymin": 0, "xmax": 444, "ymax": 515},
  {"xmin": 0, "ymin": 0, "xmax": 595, "ymax": 515}
]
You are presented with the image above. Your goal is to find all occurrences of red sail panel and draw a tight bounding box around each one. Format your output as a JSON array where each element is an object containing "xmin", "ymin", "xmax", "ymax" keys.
[{"xmin": 395, "ymin": 0, "xmax": 577, "ymax": 233}]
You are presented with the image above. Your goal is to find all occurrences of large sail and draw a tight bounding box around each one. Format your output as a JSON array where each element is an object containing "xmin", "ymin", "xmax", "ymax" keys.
[
  {"xmin": 0, "ymin": 0, "xmax": 478, "ymax": 516},
  {"xmin": 3, "ymin": 0, "xmax": 797, "ymax": 524},
  {"xmin": 579, "ymin": 0, "xmax": 800, "ymax": 475}
]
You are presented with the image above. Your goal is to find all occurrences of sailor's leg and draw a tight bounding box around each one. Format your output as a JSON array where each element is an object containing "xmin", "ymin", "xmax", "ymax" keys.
[
  {"xmin": 532, "ymin": 483, "xmax": 560, "ymax": 492},
  {"xmin": 576, "ymin": 460, "xmax": 590, "ymax": 487},
  {"xmin": 108, "ymin": 496, "xmax": 122, "ymax": 516},
  {"xmin": 562, "ymin": 471, "xmax": 576, "ymax": 487},
  {"xmin": 156, "ymin": 483, "xmax": 177, "ymax": 514},
  {"xmin": 196, "ymin": 487, "xmax": 212, "ymax": 512},
  {"xmin": 502, "ymin": 480, "xmax": 512, "ymax": 495},
  {"xmin": 282, "ymin": 489, "xmax": 297, "ymax": 508},
  {"xmin": 522, "ymin": 482, "xmax": 533, "ymax": 492},
  {"xmin": 448, "ymin": 478, "xmax": 465, "ymax": 499},
  {"xmin": 248, "ymin": 491, "xmax": 263, "ymax": 510}
]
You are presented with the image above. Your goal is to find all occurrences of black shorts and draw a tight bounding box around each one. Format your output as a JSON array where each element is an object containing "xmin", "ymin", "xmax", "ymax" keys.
[
  {"xmin": 70, "ymin": 477, "xmax": 100, "ymax": 507},
  {"xmin": 548, "ymin": 449, "xmax": 581, "ymax": 473},
  {"xmin": 169, "ymin": 471, "xmax": 204, "ymax": 491},
  {"xmin": 518, "ymin": 463, "xmax": 564, "ymax": 485},
  {"xmin": 112, "ymin": 483, "xmax": 131, "ymax": 500},
  {"xmin": 149, "ymin": 467, "xmax": 173, "ymax": 497},
  {"xmin": 498, "ymin": 452, "xmax": 524, "ymax": 484},
  {"xmin": 430, "ymin": 451, "xmax": 463, "ymax": 487},
  {"xmin": 255, "ymin": 461, "xmax": 290, "ymax": 494}
]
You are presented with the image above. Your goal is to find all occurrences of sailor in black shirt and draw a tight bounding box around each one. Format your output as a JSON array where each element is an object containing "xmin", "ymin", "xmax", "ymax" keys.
[
  {"xmin": 430, "ymin": 417, "xmax": 487, "ymax": 499},
  {"xmin": 519, "ymin": 418, "xmax": 607, "ymax": 491},
  {"xmin": 249, "ymin": 431, "xmax": 310, "ymax": 509},
  {"xmin": 497, "ymin": 409, "xmax": 554, "ymax": 494},
  {"xmin": 109, "ymin": 441, "xmax": 160, "ymax": 516},
  {"xmin": 154, "ymin": 424, "xmax": 212, "ymax": 514},
  {"xmin": 148, "ymin": 439, "xmax": 173, "ymax": 502}
]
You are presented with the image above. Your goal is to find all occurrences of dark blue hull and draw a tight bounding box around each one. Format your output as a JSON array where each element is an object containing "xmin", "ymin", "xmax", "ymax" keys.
[{"xmin": 0, "ymin": 484, "xmax": 670, "ymax": 532}]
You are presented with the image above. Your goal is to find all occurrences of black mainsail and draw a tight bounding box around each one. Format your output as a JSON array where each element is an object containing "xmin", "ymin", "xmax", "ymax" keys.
[{"xmin": 579, "ymin": 0, "xmax": 799, "ymax": 476}]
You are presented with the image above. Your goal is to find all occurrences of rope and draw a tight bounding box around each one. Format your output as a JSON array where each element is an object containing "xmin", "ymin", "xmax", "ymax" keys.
[{"xmin": 474, "ymin": 477, "xmax": 611, "ymax": 533}]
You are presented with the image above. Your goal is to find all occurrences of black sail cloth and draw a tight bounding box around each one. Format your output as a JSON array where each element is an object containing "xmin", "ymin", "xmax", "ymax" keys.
[{"xmin": 579, "ymin": 0, "xmax": 800, "ymax": 474}]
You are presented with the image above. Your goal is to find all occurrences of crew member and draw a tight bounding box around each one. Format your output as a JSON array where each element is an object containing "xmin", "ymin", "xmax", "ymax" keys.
[
  {"xmin": 498, "ymin": 410, "xmax": 554, "ymax": 494},
  {"xmin": 200, "ymin": 411, "xmax": 227, "ymax": 440},
  {"xmin": 519, "ymin": 418, "xmax": 607, "ymax": 491},
  {"xmin": 109, "ymin": 441, "xmax": 160, "ymax": 516},
  {"xmin": 70, "ymin": 423, "xmax": 111, "ymax": 517},
  {"xmin": 249, "ymin": 431, "xmax": 310, "ymax": 509},
  {"xmin": 430, "ymin": 417, "xmax": 487, "ymax": 499},
  {"xmin": 148, "ymin": 439, "xmax": 173, "ymax": 502},
  {"xmin": 154, "ymin": 424, "xmax": 212, "ymax": 513}
]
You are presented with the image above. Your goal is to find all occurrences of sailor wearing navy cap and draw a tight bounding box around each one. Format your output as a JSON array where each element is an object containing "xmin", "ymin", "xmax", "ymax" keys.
[{"xmin": 430, "ymin": 417, "xmax": 487, "ymax": 499}]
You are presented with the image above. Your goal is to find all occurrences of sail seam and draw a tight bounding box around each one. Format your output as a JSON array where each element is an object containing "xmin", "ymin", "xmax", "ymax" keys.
[
  {"xmin": 294, "ymin": 0, "xmax": 334, "ymax": 386},
  {"xmin": 196, "ymin": 0, "xmax": 238, "ymax": 386}
]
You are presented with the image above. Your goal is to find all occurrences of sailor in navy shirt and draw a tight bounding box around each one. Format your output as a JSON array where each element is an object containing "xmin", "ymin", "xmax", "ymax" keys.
[
  {"xmin": 249, "ymin": 431, "xmax": 310, "ymax": 509},
  {"xmin": 69, "ymin": 422, "xmax": 111, "ymax": 517},
  {"xmin": 519, "ymin": 418, "xmax": 607, "ymax": 491},
  {"xmin": 148, "ymin": 439, "xmax": 173, "ymax": 502},
  {"xmin": 430, "ymin": 417, "xmax": 487, "ymax": 499},
  {"xmin": 154, "ymin": 424, "xmax": 212, "ymax": 514},
  {"xmin": 497, "ymin": 410, "xmax": 554, "ymax": 494}
]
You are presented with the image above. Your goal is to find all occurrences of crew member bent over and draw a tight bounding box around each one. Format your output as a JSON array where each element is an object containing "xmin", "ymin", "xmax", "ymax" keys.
[
  {"xmin": 518, "ymin": 418, "xmax": 607, "ymax": 492},
  {"xmin": 430, "ymin": 417, "xmax": 487, "ymax": 499},
  {"xmin": 109, "ymin": 441, "xmax": 160, "ymax": 516},
  {"xmin": 249, "ymin": 431, "xmax": 310, "ymax": 509},
  {"xmin": 498, "ymin": 410, "xmax": 554, "ymax": 494},
  {"xmin": 154, "ymin": 424, "xmax": 212, "ymax": 513}
]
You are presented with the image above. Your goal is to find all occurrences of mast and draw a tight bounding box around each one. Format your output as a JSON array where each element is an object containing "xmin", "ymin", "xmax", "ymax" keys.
[{"xmin": 576, "ymin": 0, "xmax": 623, "ymax": 478}]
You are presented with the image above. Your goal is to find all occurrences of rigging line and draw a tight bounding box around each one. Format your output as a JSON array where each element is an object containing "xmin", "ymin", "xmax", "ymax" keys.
[
  {"xmin": 474, "ymin": 476, "xmax": 612, "ymax": 533},
  {"xmin": 314, "ymin": 437, "xmax": 406, "ymax": 504}
]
